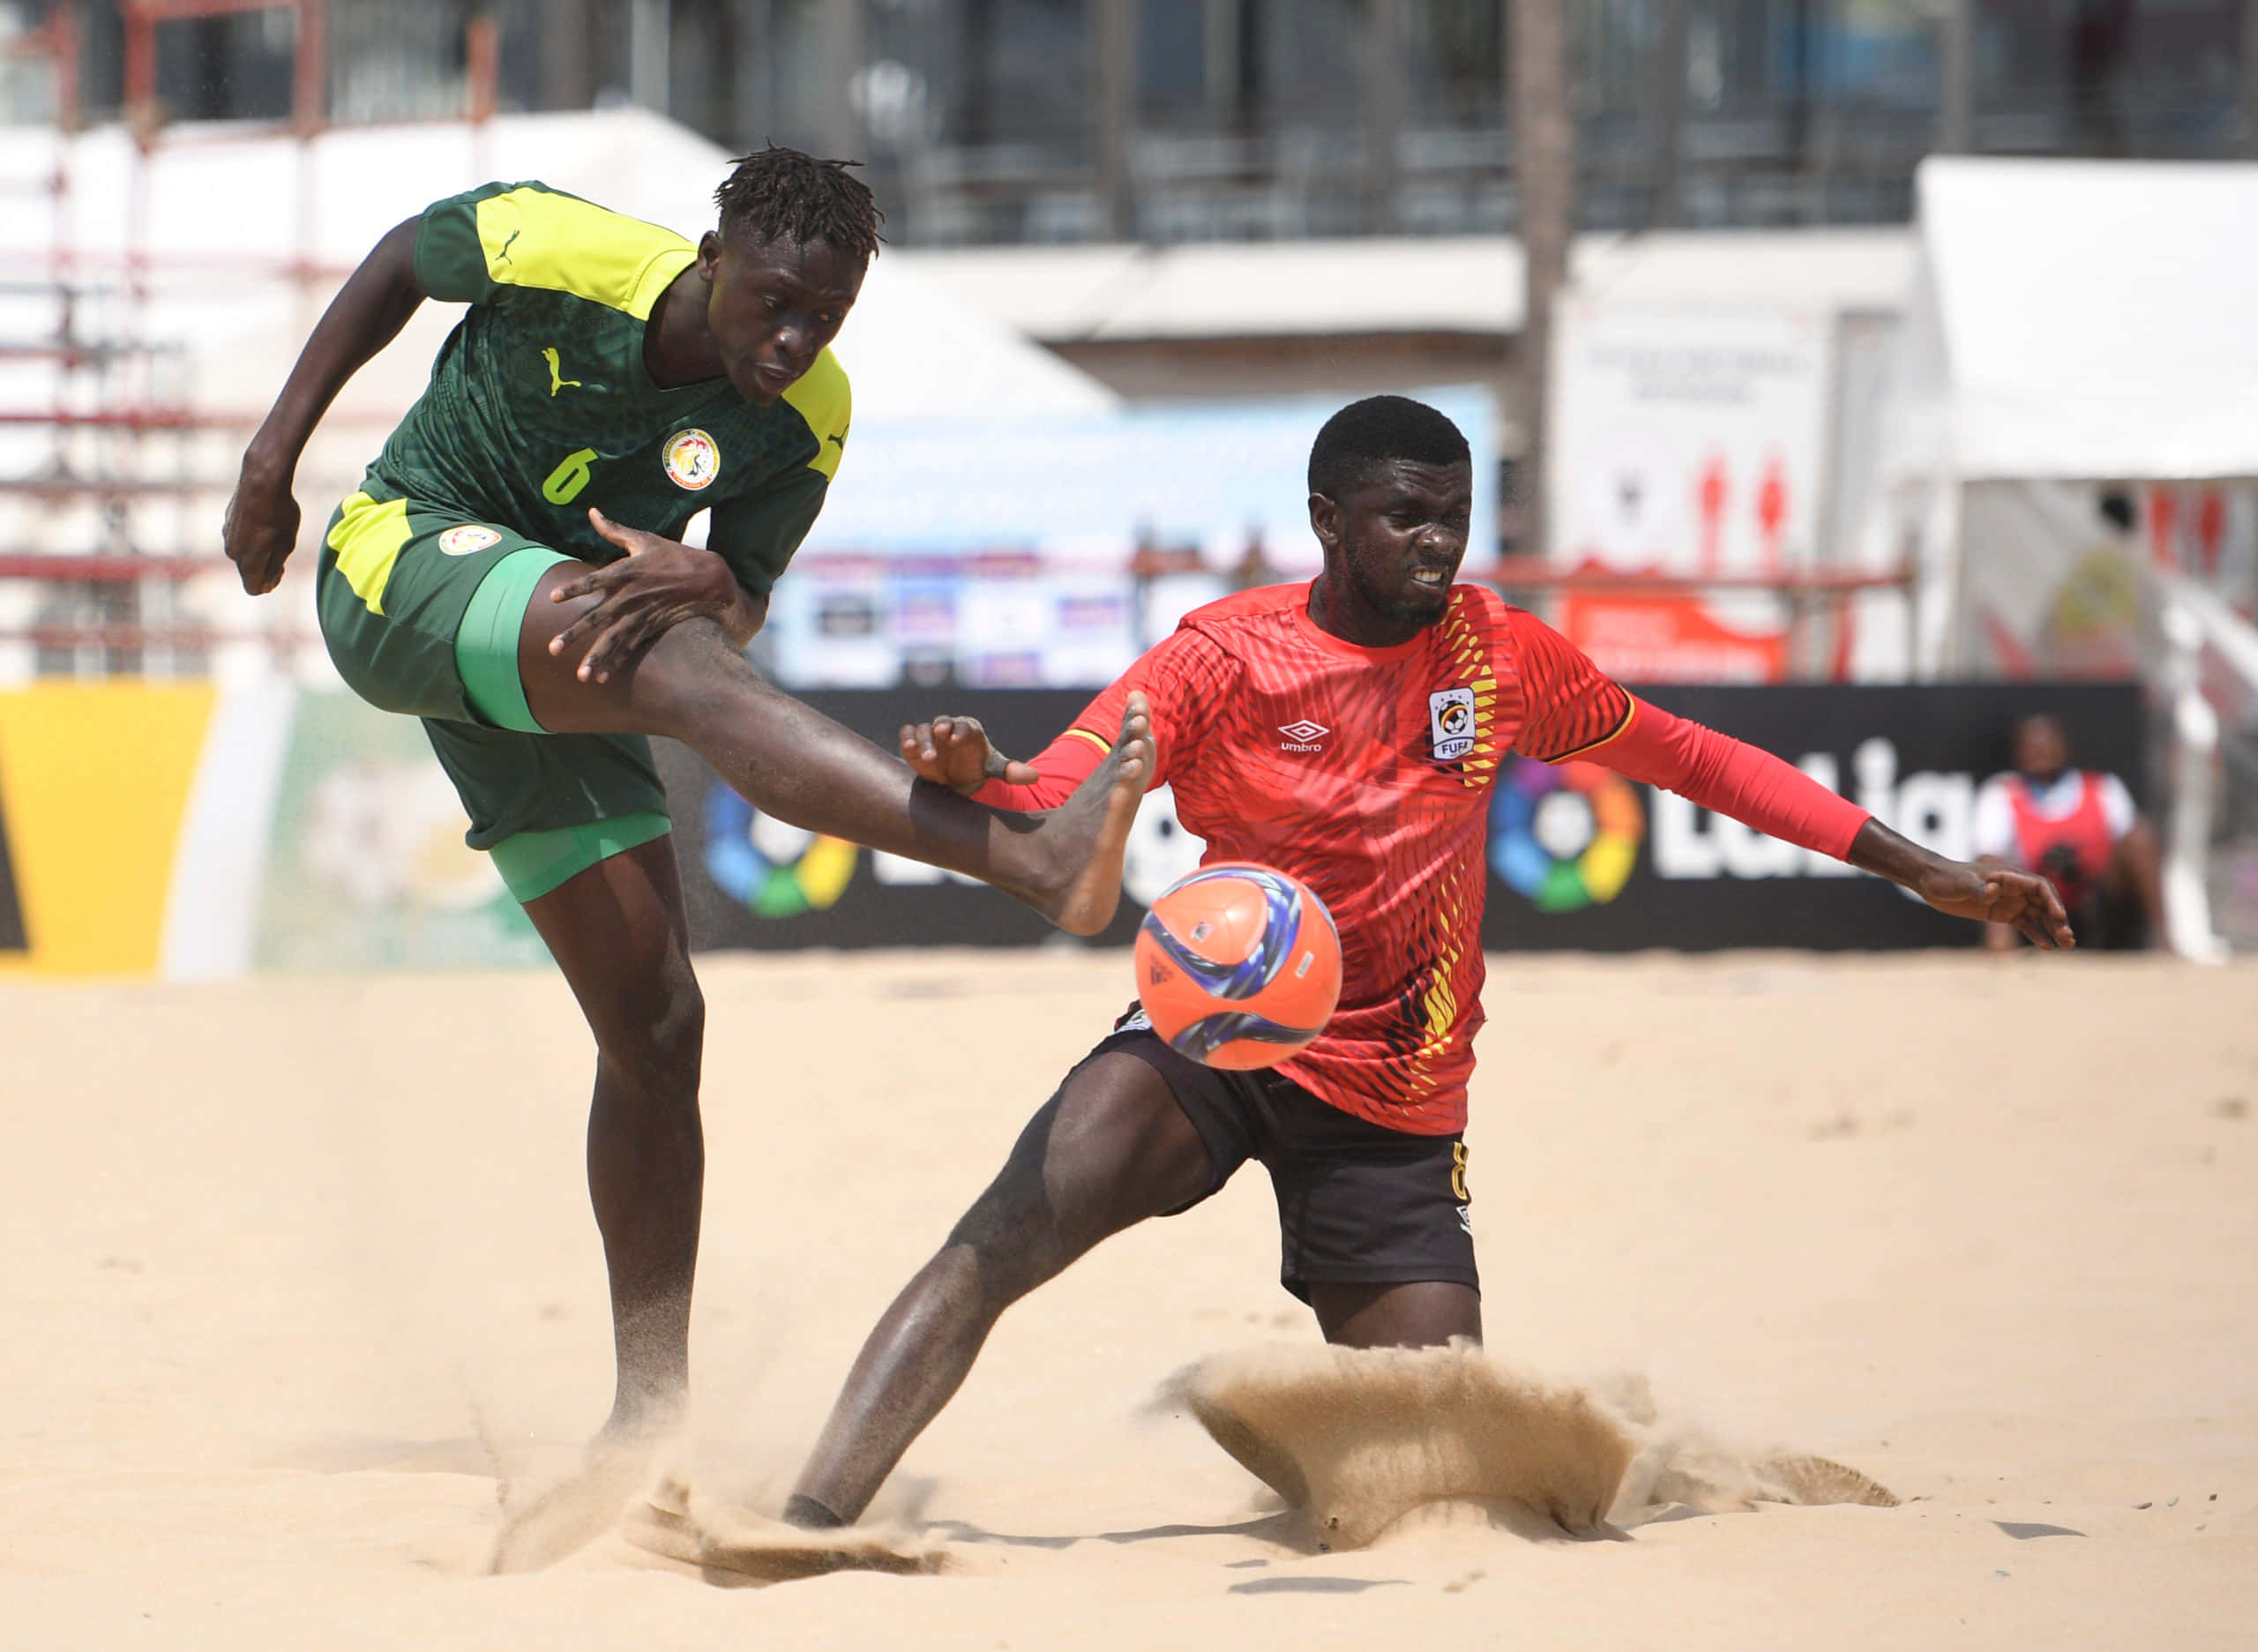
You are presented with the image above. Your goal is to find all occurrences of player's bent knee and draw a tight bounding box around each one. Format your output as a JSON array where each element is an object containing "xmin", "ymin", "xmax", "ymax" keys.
[{"xmin": 591, "ymin": 970, "xmax": 705, "ymax": 1109}]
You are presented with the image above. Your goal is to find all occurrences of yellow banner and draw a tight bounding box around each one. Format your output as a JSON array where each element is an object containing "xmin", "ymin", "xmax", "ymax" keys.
[{"xmin": 0, "ymin": 684, "xmax": 217, "ymax": 977}]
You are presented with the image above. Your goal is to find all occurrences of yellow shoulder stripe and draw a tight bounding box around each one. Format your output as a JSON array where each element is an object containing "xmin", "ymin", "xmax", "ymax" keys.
[
  {"xmin": 1541, "ymin": 693, "xmax": 1639, "ymax": 764},
  {"xmin": 781, "ymin": 348, "xmax": 852, "ymax": 481},
  {"xmin": 475, "ymin": 186, "xmax": 697, "ymax": 319},
  {"xmin": 1062, "ymin": 727, "xmax": 1112, "ymax": 758},
  {"xmin": 327, "ymin": 491, "xmax": 412, "ymax": 616}
]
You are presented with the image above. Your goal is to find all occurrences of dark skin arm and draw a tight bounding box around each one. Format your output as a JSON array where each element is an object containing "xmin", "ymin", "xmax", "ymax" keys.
[
  {"xmin": 224, "ymin": 218, "xmax": 426, "ymax": 594},
  {"xmin": 1849, "ymin": 818, "xmax": 2075, "ymax": 947},
  {"xmin": 225, "ymin": 228, "xmax": 766, "ymax": 676},
  {"xmin": 548, "ymin": 505, "xmax": 768, "ymax": 683}
]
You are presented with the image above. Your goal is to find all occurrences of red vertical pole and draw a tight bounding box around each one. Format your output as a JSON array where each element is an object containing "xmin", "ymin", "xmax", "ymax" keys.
[
  {"xmin": 50, "ymin": 4, "xmax": 82, "ymax": 134},
  {"xmin": 293, "ymin": 0, "xmax": 325, "ymax": 136},
  {"xmin": 123, "ymin": 4, "xmax": 156, "ymax": 132},
  {"xmin": 467, "ymin": 15, "xmax": 499, "ymax": 123}
]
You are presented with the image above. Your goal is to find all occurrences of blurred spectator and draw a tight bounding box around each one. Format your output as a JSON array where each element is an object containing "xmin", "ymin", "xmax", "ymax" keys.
[
  {"xmin": 1128, "ymin": 523, "xmax": 1224, "ymax": 649},
  {"xmin": 1972, "ymin": 714, "xmax": 2165, "ymax": 950},
  {"xmin": 1230, "ymin": 524, "xmax": 1282, "ymax": 592}
]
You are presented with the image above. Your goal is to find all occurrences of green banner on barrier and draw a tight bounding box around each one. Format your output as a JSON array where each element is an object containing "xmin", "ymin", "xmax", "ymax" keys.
[{"xmin": 255, "ymin": 691, "xmax": 544, "ymax": 972}]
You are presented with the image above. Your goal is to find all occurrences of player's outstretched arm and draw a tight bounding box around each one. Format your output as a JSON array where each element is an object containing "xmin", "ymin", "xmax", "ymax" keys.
[
  {"xmin": 1584, "ymin": 697, "xmax": 2074, "ymax": 949},
  {"xmin": 1847, "ymin": 818, "xmax": 2074, "ymax": 949},
  {"xmin": 224, "ymin": 218, "xmax": 427, "ymax": 595}
]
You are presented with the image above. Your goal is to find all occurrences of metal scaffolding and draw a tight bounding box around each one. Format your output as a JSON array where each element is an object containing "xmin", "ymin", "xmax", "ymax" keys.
[{"xmin": 0, "ymin": 0, "xmax": 499, "ymax": 679}]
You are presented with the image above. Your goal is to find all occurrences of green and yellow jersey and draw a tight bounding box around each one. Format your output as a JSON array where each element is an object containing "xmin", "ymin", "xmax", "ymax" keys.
[{"xmin": 361, "ymin": 179, "xmax": 849, "ymax": 602}]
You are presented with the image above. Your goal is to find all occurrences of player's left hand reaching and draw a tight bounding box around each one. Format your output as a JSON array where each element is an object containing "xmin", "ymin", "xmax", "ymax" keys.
[
  {"xmin": 550, "ymin": 507, "xmax": 752, "ymax": 683},
  {"xmin": 899, "ymin": 715, "xmax": 1042, "ymax": 796},
  {"xmin": 1909, "ymin": 860, "xmax": 2075, "ymax": 948},
  {"xmin": 1846, "ymin": 819, "xmax": 2075, "ymax": 949}
]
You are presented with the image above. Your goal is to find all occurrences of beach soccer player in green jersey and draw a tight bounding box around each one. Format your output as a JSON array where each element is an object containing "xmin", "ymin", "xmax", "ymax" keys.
[{"xmin": 222, "ymin": 148, "xmax": 1150, "ymax": 1439}]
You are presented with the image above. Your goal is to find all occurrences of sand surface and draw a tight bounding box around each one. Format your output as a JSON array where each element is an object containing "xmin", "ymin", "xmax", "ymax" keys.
[{"xmin": 2, "ymin": 949, "xmax": 2252, "ymax": 1648}]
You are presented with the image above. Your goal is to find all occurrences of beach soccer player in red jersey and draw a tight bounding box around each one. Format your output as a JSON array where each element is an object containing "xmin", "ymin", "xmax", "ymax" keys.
[{"xmin": 781, "ymin": 395, "xmax": 2072, "ymax": 1529}]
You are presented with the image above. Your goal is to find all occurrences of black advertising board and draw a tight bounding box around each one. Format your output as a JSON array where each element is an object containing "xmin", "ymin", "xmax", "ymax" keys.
[
  {"xmin": 657, "ymin": 691, "xmax": 1150, "ymax": 953},
  {"xmin": 656, "ymin": 682, "xmax": 2144, "ymax": 955}
]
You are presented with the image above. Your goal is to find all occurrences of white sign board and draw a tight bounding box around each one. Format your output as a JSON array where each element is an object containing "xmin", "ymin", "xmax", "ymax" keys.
[{"xmin": 1550, "ymin": 306, "xmax": 1834, "ymax": 575}]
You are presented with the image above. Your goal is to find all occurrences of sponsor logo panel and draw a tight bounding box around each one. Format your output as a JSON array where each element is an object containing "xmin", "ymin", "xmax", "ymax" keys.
[{"xmin": 0, "ymin": 684, "xmax": 215, "ymax": 975}]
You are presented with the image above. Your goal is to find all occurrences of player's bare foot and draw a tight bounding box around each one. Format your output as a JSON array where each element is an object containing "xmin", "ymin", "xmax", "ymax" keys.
[
  {"xmin": 1013, "ymin": 691, "xmax": 1150, "ymax": 936},
  {"xmin": 490, "ymin": 1435, "xmax": 659, "ymax": 1574}
]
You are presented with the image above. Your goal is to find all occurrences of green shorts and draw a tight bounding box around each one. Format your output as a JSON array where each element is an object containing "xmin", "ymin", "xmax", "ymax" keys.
[{"xmin": 315, "ymin": 490, "xmax": 669, "ymax": 902}]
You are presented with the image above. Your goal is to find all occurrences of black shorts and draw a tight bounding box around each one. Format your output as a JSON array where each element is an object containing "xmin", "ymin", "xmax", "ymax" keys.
[{"xmin": 1089, "ymin": 1019, "xmax": 1477, "ymax": 1304}]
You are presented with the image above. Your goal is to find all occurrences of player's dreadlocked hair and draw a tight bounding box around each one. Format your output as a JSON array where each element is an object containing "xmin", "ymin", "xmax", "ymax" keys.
[
  {"xmin": 1306, "ymin": 395, "xmax": 1470, "ymax": 498},
  {"xmin": 713, "ymin": 145, "xmax": 885, "ymax": 262}
]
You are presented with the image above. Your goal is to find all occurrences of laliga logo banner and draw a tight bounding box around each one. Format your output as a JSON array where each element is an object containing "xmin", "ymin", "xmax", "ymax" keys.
[
  {"xmin": 1489, "ymin": 758, "xmax": 1645, "ymax": 912},
  {"xmin": 1479, "ymin": 682, "xmax": 2143, "ymax": 951},
  {"xmin": 701, "ymin": 785, "xmax": 858, "ymax": 917}
]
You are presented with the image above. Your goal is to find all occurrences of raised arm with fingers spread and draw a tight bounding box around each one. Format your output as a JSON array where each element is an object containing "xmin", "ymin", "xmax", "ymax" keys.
[{"xmin": 224, "ymin": 218, "xmax": 426, "ymax": 595}]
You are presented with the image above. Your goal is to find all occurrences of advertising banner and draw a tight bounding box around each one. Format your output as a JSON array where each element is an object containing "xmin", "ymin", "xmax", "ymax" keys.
[
  {"xmin": 0, "ymin": 683, "xmax": 217, "ymax": 976},
  {"xmin": 764, "ymin": 387, "xmax": 1496, "ymax": 690},
  {"xmin": 663, "ymin": 682, "xmax": 2142, "ymax": 956},
  {"xmin": 252, "ymin": 689, "xmax": 546, "ymax": 973},
  {"xmin": 0, "ymin": 678, "xmax": 548, "ymax": 979},
  {"xmin": 0, "ymin": 758, "xmax": 22, "ymax": 954},
  {"xmin": 1481, "ymin": 681, "xmax": 2141, "ymax": 951}
]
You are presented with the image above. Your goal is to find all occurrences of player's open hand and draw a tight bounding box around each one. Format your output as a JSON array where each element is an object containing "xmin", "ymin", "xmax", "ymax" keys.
[
  {"xmin": 550, "ymin": 507, "xmax": 740, "ymax": 684},
  {"xmin": 221, "ymin": 459, "xmax": 301, "ymax": 595},
  {"xmin": 1915, "ymin": 859, "xmax": 2075, "ymax": 949},
  {"xmin": 899, "ymin": 714, "xmax": 1042, "ymax": 796}
]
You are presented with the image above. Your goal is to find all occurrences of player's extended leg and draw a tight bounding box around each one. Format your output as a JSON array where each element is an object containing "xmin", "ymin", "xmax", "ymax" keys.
[
  {"xmin": 519, "ymin": 568, "xmax": 1147, "ymax": 936},
  {"xmin": 517, "ymin": 835, "xmax": 707, "ymax": 1439},
  {"xmin": 1308, "ymin": 1280, "xmax": 1481, "ymax": 1348},
  {"xmin": 783, "ymin": 1053, "xmax": 1215, "ymax": 1529}
]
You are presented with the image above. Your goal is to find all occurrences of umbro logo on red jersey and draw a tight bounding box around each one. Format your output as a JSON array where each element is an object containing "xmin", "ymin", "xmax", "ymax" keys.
[{"xmin": 1278, "ymin": 719, "xmax": 1329, "ymax": 752}]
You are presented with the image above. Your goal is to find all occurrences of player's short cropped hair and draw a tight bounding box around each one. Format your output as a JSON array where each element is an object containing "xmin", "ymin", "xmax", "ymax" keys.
[
  {"xmin": 1307, "ymin": 395, "xmax": 1471, "ymax": 498},
  {"xmin": 714, "ymin": 145, "xmax": 885, "ymax": 263}
]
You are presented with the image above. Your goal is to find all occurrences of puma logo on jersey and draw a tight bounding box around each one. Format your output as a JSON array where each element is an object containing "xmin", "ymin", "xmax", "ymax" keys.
[
  {"xmin": 496, "ymin": 228, "xmax": 520, "ymax": 265},
  {"xmin": 1278, "ymin": 720, "xmax": 1329, "ymax": 752},
  {"xmin": 542, "ymin": 348, "xmax": 582, "ymax": 396},
  {"xmin": 826, "ymin": 433, "xmax": 845, "ymax": 450}
]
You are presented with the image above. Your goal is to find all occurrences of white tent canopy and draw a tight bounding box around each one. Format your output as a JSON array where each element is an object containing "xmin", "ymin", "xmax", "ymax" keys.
[{"xmin": 1908, "ymin": 157, "xmax": 2258, "ymax": 482}]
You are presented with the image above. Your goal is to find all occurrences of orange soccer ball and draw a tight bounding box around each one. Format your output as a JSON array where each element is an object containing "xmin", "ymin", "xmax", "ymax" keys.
[{"xmin": 1133, "ymin": 863, "xmax": 1342, "ymax": 1070}]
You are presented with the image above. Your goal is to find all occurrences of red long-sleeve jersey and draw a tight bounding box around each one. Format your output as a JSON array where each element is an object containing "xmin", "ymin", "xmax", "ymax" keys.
[{"xmin": 979, "ymin": 583, "xmax": 1871, "ymax": 1134}]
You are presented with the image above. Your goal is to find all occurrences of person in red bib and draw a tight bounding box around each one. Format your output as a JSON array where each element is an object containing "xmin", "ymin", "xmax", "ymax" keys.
[
  {"xmin": 1973, "ymin": 713, "xmax": 2165, "ymax": 949},
  {"xmin": 782, "ymin": 397, "xmax": 2070, "ymax": 1530}
]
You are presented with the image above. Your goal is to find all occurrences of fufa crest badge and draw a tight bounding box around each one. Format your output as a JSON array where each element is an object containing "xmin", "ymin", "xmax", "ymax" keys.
[
  {"xmin": 662, "ymin": 428, "xmax": 720, "ymax": 491},
  {"xmin": 438, "ymin": 525, "xmax": 503, "ymax": 557},
  {"xmin": 1429, "ymin": 686, "xmax": 1477, "ymax": 761}
]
